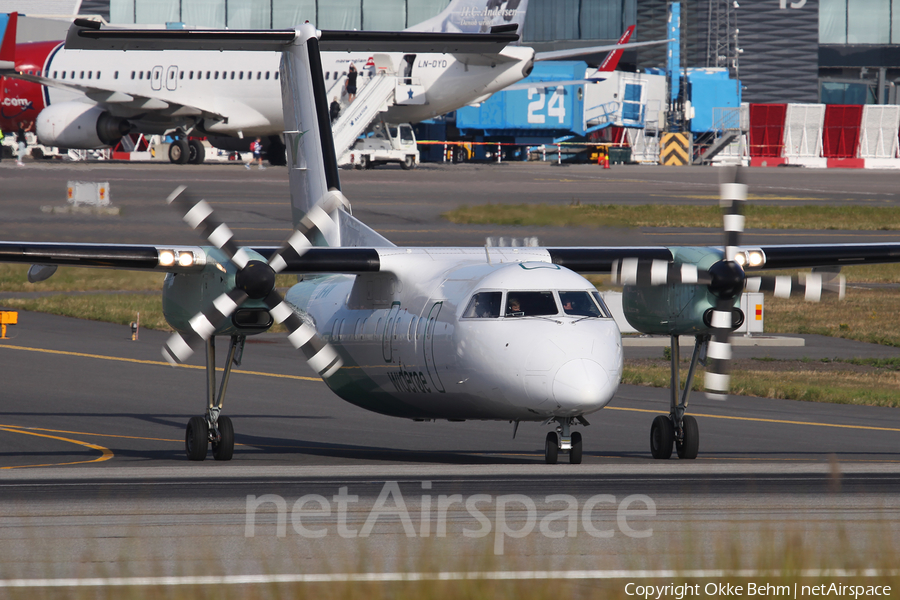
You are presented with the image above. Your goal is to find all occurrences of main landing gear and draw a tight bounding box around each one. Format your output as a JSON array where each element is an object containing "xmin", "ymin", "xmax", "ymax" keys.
[
  {"xmin": 185, "ymin": 335, "xmax": 245, "ymax": 461},
  {"xmin": 650, "ymin": 335, "xmax": 703, "ymax": 460},
  {"xmin": 544, "ymin": 416, "xmax": 588, "ymax": 464}
]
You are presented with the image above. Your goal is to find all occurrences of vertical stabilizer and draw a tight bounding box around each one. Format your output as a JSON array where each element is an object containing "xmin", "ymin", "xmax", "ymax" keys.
[
  {"xmin": 0, "ymin": 12, "xmax": 17, "ymax": 63},
  {"xmin": 597, "ymin": 25, "xmax": 634, "ymax": 72},
  {"xmin": 406, "ymin": 0, "xmax": 529, "ymax": 38},
  {"xmin": 281, "ymin": 24, "xmax": 343, "ymax": 247}
]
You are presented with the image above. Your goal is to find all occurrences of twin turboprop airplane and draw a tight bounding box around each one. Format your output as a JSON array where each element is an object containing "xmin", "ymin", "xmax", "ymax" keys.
[
  {"xmin": 0, "ymin": 1, "xmax": 663, "ymax": 164},
  {"xmin": 3, "ymin": 22, "xmax": 899, "ymax": 465}
]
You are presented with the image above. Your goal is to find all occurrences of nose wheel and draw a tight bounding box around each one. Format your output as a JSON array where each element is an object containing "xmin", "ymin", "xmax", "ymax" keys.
[
  {"xmin": 543, "ymin": 417, "xmax": 586, "ymax": 464},
  {"xmin": 184, "ymin": 335, "xmax": 244, "ymax": 461}
]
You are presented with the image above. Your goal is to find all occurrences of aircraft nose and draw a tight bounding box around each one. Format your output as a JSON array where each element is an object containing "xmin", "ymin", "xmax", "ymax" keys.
[{"xmin": 552, "ymin": 358, "xmax": 611, "ymax": 410}]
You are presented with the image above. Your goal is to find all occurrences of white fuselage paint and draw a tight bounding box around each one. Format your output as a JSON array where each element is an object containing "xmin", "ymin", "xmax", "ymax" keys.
[
  {"xmin": 40, "ymin": 44, "xmax": 534, "ymax": 135},
  {"xmin": 284, "ymin": 249, "xmax": 623, "ymax": 422}
]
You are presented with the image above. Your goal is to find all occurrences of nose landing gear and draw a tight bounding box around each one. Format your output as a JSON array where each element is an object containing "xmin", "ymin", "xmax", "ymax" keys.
[{"xmin": 544, "ymin": 416, "xmax": 587, "ymax": 464}]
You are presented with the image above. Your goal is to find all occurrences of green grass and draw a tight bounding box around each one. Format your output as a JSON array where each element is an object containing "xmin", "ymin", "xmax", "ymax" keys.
[
  {"xmin": 0, "ymin": 294, "xmax": 170, "ymax": 330},
  {"xmin": 0, "ymin": 264, "xmax": 166, "ymax": 292},
  {"xmin": 623, "ymin": 357, "xmax": 900, "ymax": 407},
  {"xmin": 444, "ymin": 203, "xmax": 900, "ymax": 230}
]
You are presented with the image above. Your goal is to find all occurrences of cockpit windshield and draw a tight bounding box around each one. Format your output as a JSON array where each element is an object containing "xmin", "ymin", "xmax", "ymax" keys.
[
  {"xmin": 505, "ymin": 291, "xmax": 558, "ymax": 317},
  {"xmin": 463, "ymin": 290, "xmax": 611, "ymax": 320},
  {"xmin": 463, "ymin": 291, "xmax": 502, "ymax": 318},
  {"xmin": 560, "ymin": 291, "xmax": 611, "ymax": 318}
]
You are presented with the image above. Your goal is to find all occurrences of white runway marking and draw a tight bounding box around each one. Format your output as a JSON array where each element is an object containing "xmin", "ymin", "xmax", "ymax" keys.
[{"xmin": 1, "ymin": 569, "xmax": 897, "ymax": 588}]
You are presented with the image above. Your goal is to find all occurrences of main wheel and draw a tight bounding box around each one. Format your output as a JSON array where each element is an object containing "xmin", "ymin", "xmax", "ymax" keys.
[
  {"xmin": 650, "ymin": 415, "xmax": 674, "ymax": 459},
  {"xmin": 212, "ymin": 415, "xmax": 235, "ymax": 461},
  {"xmin": 400, "ymin": 155, "xmax": 415, "ymax": 170},
  {"xmin": 188, "ymin": 139, "xmax": 206, "ymax": 164},
  {"xmin": 168, "ymin": 139, "xmax": 189, "ymax": 164},
  {"xmin": 185, "ymin": 416, "xmax": 209, "ymax": 461},
  {"xmin": 544, "ymin": 431, "xmax": 559, "ymax": 464},
  {"xmin": 676, "ymin": 415, "xmax": 700, "ymax": 460},
  {"xmin": 569, "ymin": 431, "xmax": 583, "ymax": 464}
]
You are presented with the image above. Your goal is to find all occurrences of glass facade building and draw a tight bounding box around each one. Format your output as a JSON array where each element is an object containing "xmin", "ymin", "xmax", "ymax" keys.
[{"xmin": 82, "ymin": 0, "xmax": 900, "ymax": 104}]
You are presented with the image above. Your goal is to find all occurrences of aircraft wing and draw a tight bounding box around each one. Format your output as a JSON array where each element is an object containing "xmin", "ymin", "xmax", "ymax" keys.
[
  {"xmin": 502, "ymin": 77, "xmax": 607, "ymax": 92},
  {"xmin": 534, "ymin": 38, "xmax": 671, "ymax": 62},
  {"xmin": 6, "ymin": 242, "xmax": 900, "ymax": 275},
  {"xmin": 65, "ymin": 23, "xmax": 519, "ymax": 55},
  {"xmin": 2, "ymin": 71, "xmax": 227, "ymax": 120}
]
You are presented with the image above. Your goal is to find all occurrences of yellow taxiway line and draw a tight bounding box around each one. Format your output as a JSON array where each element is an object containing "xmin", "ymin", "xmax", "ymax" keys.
[{"xmin": 0, "ymin": 425, "xmax": 113, "ymax": 469}]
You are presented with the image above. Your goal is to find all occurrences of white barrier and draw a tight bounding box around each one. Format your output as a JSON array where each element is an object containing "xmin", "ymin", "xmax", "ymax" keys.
[
  {"xmin": 858, "ymin": 105, "xmax": 900, "ymax": 159},
  {"xmin": 782, "ymin": 103, "xmax": 825, "ymax": 167}
]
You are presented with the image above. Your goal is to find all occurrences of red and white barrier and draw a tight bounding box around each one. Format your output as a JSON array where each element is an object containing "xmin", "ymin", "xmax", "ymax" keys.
[{"xmin": 748, "ymin": 103, "xmax": 900, "ymax": 169}]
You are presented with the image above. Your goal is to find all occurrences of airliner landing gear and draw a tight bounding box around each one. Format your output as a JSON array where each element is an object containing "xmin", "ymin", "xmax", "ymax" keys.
[
  {"xmin": 185, "ymin": 335, "xmax": 245, "ymax": 461},
  {"xmin": 169, "ymin": 138, "xmax": 189, "ymax": 164},
  {"xmin": 650, "ymin": 335, "xmax": 703, "ymax": 460},
  {"xmin": 544, "ymin": 417, "xmax": 587, "ymax": 464}
]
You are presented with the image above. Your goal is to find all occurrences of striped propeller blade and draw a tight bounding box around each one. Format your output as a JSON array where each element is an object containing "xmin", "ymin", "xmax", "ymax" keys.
[
  {"xmin": 745, "ymin": 273, "xmax": 846, "ymax": 302},
  {"xmin": 162, "ymin": 288, "xmax": 249, "ymax": 365},
  {"xmin": 264, "ymin": 290, "xmax": 343, "ymax": 379},
  {"xmin": 704, "ymin": 297, "xmax": 735, "ymax": 400},
  {"xmin": 720, "ymin": 180, "xmax": 748, "ymax": 262},
  {"xmin": 611, "ymin": 258, "xmax": 712, "ymax": 286},
  {"xmin": 267, "ymin": 190, "xmax": 346, "ymax": 273},
  {"xmin": 167, "ymin": 185, "xmax": 250, "ymax": 269}
]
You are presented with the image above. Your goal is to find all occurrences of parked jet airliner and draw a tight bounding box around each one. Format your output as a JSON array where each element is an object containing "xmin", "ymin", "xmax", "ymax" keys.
[{"xmin": 0, "ymin": 2, "xmax": 663, "ymax": 163}]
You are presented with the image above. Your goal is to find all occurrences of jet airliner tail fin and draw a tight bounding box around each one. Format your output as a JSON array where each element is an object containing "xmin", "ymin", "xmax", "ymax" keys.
[
  {"xmin": 597, "ymin": 24, "xmax": 634, "ymax": 72},
  {"xmin": 405, "ymin": 0, "xmax": 529, "ymax": 39},
  {"xmin": 0, "ymin": 12, "xmax": 18, "ymax": 63}
]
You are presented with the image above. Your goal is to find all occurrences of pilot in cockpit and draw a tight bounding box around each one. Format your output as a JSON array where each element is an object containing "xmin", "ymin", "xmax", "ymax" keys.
[{"xmin": 507, "ymin": 296, "xmax": 523, "ymax": 317}]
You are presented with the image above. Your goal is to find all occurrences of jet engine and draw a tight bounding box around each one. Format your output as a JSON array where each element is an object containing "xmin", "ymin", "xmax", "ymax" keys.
[{"xmin": 36, "ymin": 102, "xmax": 131, "ymax": 149}]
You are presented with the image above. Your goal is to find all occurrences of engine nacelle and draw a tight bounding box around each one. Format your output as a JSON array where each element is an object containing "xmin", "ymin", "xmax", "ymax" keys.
[
  {"xmin": 621, "ymin": 247, "xmax": 742, "ymax": 336},
  {"xmin": 36, "ymin": 102, "xmax": 130, "ymax": 149},
  {"xmin": 162, "ymin": 247, "xmax": 274, "ymax": 338}
]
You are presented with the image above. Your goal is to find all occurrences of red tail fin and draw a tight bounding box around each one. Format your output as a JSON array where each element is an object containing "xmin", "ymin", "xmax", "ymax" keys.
[
  {"xmin": 0, "ymin": 12, "xmax": 17, "ymax": 62},
  {"xmin": 597, "ymin": 25, "xmax": 634, "ymax": 72}
]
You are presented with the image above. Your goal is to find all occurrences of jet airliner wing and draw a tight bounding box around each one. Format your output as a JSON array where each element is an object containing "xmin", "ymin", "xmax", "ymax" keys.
[
  {"xmin": 4, "ymin": 70, "xmax": 227, "ymax": 120},
  {"xmin": 501, "ymin": 78, "xmax": 607, "ymax": 91},
  {"xmin": 534, "ymin": 38, "xmax": 670, "ymax": 62}
]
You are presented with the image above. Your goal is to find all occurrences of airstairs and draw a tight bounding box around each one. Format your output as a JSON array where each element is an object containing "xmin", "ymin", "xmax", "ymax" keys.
[{"xmin": 328, "ymin": 55, "xmax": 403, "ymax": 164}]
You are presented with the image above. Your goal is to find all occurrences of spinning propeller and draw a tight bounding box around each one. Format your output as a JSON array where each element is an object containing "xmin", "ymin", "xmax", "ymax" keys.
[
  {"xmin": 161, "ymin": 185, "xmax": 344, "ymax": 379},
  {"xmin": 611, "ymin": 168, "xmax": 845, "ymax": 399}
]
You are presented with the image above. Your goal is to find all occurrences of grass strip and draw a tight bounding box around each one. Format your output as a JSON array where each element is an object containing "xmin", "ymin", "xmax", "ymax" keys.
[
  {"xmin": 444, "ymin": 203, "xmax": 900, "ymax": 230},
  {"xmin": 624, "ymin": 358, "xmax": 900, "ymax": 407}
]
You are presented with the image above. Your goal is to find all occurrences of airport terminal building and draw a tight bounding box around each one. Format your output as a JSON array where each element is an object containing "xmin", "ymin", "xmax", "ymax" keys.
[{"xmin": 4, "ymin": 0, "xmax": 900, "ymax": 105}]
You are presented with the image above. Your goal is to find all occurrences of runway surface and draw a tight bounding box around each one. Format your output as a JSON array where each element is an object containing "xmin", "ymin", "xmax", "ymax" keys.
[
  {"xmin": 1, "ymin": 161, "xmax": 900, "ymax": 581},
  {"xmin": 2, "ymin": 311, "xmax": 900, "ymax": 579},
  {"xmin": 2, "ymin": 161, "xmax": 899, "ymax": 247}
]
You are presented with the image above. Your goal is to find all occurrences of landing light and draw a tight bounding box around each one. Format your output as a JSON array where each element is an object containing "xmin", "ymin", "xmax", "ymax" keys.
[
  {"xmin": 159, "ymin": 250, "xmax": 175, "ymax": 267},
  {"xmin": 178, "ymin": 252, "xmax": 194, "ymax": 267},
  {"xmin": 733, "ymin": 249, "xmax": 766, "ymax": 269}
]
